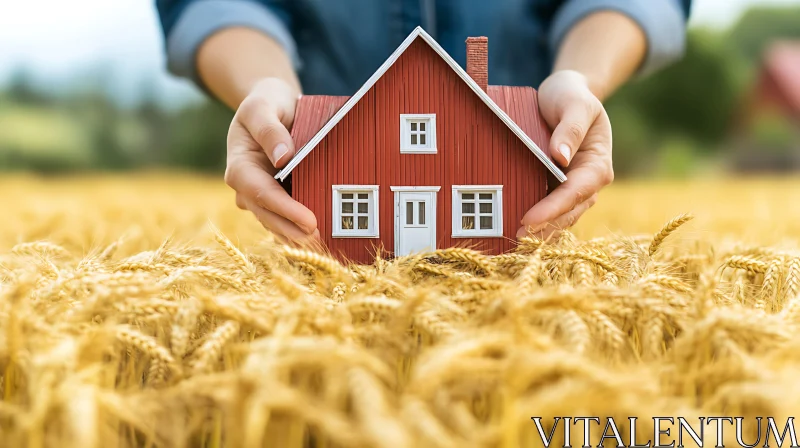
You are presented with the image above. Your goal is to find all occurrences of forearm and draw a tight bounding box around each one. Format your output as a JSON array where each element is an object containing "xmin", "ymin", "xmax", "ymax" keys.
[
  {"xmin": 197, "ymin": 27, "xmax": 301, "ymax": 110},
  {"xmin": 553, "ymin": 11, "xmax": 647, "ymax": 101}
]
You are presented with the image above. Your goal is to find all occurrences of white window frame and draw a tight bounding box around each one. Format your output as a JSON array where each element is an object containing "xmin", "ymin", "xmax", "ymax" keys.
[
  {"xmin": 400, "ymin": 114, "xmax": 437, "ymax": 154},
  {"xmin": 451, "ymin": 185, "xmax": 503, "ymax": 238},
  {"xmin": 332, "ymin": 185, "xmax": 379, "ymax": 238}
]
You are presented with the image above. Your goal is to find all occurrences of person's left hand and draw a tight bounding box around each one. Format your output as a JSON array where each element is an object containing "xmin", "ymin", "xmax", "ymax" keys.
[{"xmin": 517, "ymin": 70, "xmax": 614, "ymax": 240}]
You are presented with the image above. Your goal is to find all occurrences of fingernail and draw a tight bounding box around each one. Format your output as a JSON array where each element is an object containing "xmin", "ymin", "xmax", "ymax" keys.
[
  {"xmin": 272, "ymin": 143, "xmax": 289, "ymax": 165},
  {"xmin": 558, "ymin": 144, "xmax": 571, "ymax": 162}
]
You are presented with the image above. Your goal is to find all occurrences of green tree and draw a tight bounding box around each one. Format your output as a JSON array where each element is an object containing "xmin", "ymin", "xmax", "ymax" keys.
[
  {"xmin": 604, "ymin": 29, "xmax": 742, "ymax": 175},
  {"xmin": 161, "ymin": 100, "xmax": 232, "ymax": 172}
]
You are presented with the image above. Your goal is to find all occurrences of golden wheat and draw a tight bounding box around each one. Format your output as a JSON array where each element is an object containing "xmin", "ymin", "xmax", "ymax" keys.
[
  {"xmin": 648, "ymin": 212, "xmax": 694, "ymax": 257},
  {"xmin": 2, "ymin": 175, "xmax": 800, "ymax": 447}
]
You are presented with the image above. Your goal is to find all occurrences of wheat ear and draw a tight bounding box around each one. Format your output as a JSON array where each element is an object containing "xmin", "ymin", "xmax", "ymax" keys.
[
  {"xmin": 429, "ymin": 248, "xmax": 494, "ymax": 275},
  {"xmin": 572, "ymin": 261, "xmax": 592, "ymax": 287},
  {"xmin": 759, "ymin": 258, "xmax": 783, "ymax": 311},
  {"xmin": 783, "ymin": 257, "xmax": 800, "ymax": 299},
  {"xmin": 281, "ymin": 246, "xmax": 354, "ymax": 280},
  {"xmin": 209, "ymin": 222, "xmax": 256, "ymax": 275},
  {"xmin": 190, "ymin": 321, "xmax": 241, "ymax": 374},
  {"xmin": 517, "ymin": 253, "xmax": 544, "ymax": 293},
  {"xmin": 588, "ymin": 311, "xmax": 626, "ymax": 352},
  {"xmin": 116, "ymin": 327, "xmax": 181, "ymax": 384},
  {"xmin": 559, "ymin": 310, "xmax": 590, "ymax": 354},
  {"xmin": 648, "ymin": 213, "xmax": 694, "ymax": 256},
  {"xmin": 12, "ymin": 241, "xmax": 71, "ymax": 258},
  {"xmin": 724, "ymin": 256, "xmax": 768, "ymax": 274}
]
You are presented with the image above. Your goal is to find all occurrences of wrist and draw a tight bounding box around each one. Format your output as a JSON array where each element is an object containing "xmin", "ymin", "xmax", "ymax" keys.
[
  {"xmin": 548, "ymin": 69, "xmax": 607, "ymax": 101},
  {"xmin": 251, "ymin": 77, "xmax": 301, "ymax": 100},
  {"xmin": 198, "ymin": 27, "xmax": 300, "ymax": 109}
]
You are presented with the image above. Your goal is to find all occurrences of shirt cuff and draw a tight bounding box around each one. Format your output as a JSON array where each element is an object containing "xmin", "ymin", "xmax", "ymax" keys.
[
  {"xmin": 165, "ymin": 0, "xmax": 300, "ymax": 86},
  {"xmin": 549, "ymin": 0, "xmax": 687, "ymax": 76}
]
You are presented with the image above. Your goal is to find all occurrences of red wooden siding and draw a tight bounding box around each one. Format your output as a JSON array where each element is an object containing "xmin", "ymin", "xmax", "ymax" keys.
[{"xmin": 291, "ymin": 37, "xmax": 550, "ymax": 263}]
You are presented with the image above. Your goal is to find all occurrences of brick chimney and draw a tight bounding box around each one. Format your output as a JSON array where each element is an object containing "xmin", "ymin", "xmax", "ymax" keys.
[{"xmin": 466, "ymin": 36, "xmax": 488, "ymax": 92}]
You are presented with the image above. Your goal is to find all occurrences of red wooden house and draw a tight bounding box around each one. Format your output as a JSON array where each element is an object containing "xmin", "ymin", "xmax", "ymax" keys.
[
  {"xmin": 744, "ymin": 41, "xmax": 800, "ymax": 123},
  {"xmin": 276, "ymin": 27, "xmax": 565, "ymax": 263},
  {"xmin": 732, "ymin": 40, "xmax": 800, "ymax": 172}
]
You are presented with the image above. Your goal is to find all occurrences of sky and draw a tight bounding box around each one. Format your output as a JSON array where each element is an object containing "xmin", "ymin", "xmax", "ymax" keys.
[{"xmin": 1, "ymin": 0, "xmax": 799, "ymax": 105}]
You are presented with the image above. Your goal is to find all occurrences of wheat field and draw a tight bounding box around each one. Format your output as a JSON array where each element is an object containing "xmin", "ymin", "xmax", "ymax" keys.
[{"xmin": 1, "ymin": 174, "xmax": 800, "ymax": 448}]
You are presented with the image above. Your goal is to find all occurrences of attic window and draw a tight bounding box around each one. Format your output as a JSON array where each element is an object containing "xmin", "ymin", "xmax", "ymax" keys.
[
  {"xmin": 452, "ymin": 185, "xmax": 503, "ymax": 238},
  {"xmin": 400, "ymin": 114, "xmax": 436, "ymax": 154},
  {"xmin": 332, "ymin": 185, "xmax": 379, "ymax": 238}
]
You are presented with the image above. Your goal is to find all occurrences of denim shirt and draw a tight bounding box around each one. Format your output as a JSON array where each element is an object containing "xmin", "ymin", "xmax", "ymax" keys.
[{"xmin": 157, "ymin": 0, "xmax": 691, "ymax": 97}]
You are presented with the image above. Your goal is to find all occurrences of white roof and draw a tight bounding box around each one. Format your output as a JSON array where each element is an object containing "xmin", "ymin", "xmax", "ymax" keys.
[{"xmin": 275, "ymin": 26, "xmax": 566, "ymax": 183}]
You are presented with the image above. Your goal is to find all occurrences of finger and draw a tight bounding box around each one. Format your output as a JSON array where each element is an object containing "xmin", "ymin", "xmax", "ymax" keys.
[
  {"xmin": 237, "ymin": 96, "xmax": 296, "ymax": 168},
  {"xmin": 521, "ymin": 163, "xmax": 607, "ymax": 232},
  {"xmin": 550, "ymin": 99, "xmax": 599, "ymax": 167},
  {"xmin": 517, "ymin": 194, "xmax": 597, "ymax": 240},
  {"xmin": 235, "ymin": 193, "xmax": 247, "ymax": 210},
  {"xmin": 226, "ymin": 158, "xmax": 317, "ymax": 234},
  {"xmin": 243, "ymin": 197, "xmax": 319, "ymax": 245}
]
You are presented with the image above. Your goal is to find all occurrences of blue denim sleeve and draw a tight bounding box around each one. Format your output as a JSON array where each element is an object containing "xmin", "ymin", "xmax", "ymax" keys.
[
  {"xmin": 155, "ymin": 0, "xmax": 299, "ymax": 86},
  {"xmin": 549, "ymin": 0, "xmax": 692, "ymax": 76}
]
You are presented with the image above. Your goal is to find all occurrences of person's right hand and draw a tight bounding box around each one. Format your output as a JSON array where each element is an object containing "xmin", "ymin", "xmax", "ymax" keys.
[{"xmin": 224, "ymin": 77, "xmax": 319, "ymax": 243}]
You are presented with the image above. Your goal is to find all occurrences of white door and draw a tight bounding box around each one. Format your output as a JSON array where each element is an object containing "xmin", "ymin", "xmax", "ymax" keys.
[{"xmin": 394, "ymin": 190, "xmax": 437, "ymax": 256}]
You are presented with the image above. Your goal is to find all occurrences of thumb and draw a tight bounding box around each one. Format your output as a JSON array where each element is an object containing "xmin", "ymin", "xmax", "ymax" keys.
[
  {"xmin": 550, "ymin": 105, "xmax": 595, "ymax": 167},
  {"xmin": 238, "ymin": 100, "xmax": 296, "ymax": 168}
]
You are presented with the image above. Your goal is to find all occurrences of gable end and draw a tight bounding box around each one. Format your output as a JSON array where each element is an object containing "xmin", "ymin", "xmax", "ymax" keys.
[{"xmin": 276, "ymin": 27, "xmax": 566, "ymax": 183}]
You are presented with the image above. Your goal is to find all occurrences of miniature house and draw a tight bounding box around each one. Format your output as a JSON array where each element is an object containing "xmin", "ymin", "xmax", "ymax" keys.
[{"xmin": 276, "ymin": 27, "xmax": 565, "ymax": 263}]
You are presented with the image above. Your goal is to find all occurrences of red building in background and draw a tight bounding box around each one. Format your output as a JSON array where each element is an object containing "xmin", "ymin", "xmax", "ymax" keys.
[
  {"xmin": 734, "ymin": 41, "xmax": 800, "ymax": 172},
  {"xmin": 276, "ymin": 27, "xmax": 564, "ymax": 263}
]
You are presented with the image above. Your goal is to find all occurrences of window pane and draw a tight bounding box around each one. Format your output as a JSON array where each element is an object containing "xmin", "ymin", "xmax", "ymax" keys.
[
  {"xmin": 411, "ymin": 134, "xmax": 417, "ymax": 145},
  {"xmin": 358, "ymin": 216, "xmax": 369, "ymax": 230},
  {"xmin": 462, "ymin": 193, "xmax": 474, "ymax": 200},
  {"xmin": 341, "ymin": 202, "xmax": 353, "ymax": 214},
  {"xmin": 406, "ymin": 201, "xmax": 413, "ymax": 225},
  {"xmin": 479, "ymin": 202, "xmax": 492, "ymax": 214},
  {"xmin": 358, "ymin": 202, "xmax": 368, "ymax": 214},
  {"xmin": 410, "ymin": 122, "xmax": 417, "ymax": 131},
  {"xmin": 418, "ymin": 202, "xmax": 425, "ymax": 225},
  {"xmin": 419, "ymin": 134, "xmax": 426, "ymax": 145},
  {"xmin": 479, "ymin": 193, "xmax": 493, "ymax": 200},
  {"xmin": 342, "ymin": 193, "xmax": 353, "ymax": 200},
  {"xmin": 462, "ymin": 202, "xmax": 475, "ymax": 214},
  {"xmin": 419, "ymin": 121, "xmax": 426, "ymax": 131},
  {"xmin": 480, "ymin": 216, "xmax": 493, "ymax": 230},
  {"xmin": 342, "ymin": 216, "xmax": 353, "ymax": 230},
  {"xmin": 462, "ymin": 216, "xmax": 475, "ymax": 230},
  {"xmin": 357, "ymin": 193, "xmax": 368, "ymax": 200}
]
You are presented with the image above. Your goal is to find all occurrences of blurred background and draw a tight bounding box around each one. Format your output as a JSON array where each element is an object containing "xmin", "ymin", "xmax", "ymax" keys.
[{"xmin": 1, "ymin": 0, "xmax": 800, "ymax": 178}]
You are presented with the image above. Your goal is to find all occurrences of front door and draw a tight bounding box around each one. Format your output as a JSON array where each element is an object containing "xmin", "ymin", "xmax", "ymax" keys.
[{"xmin": 394, "ymin": 189, "xmax": 437, "ymax": 256}]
